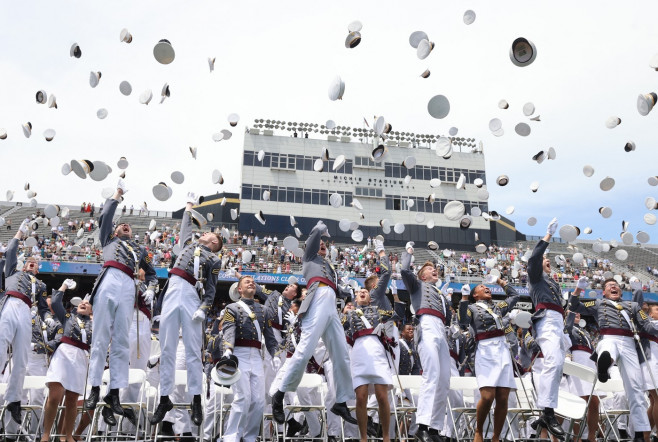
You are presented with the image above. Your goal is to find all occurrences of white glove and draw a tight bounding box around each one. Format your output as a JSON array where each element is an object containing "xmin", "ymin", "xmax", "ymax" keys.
[
  {"xmin": 440, "ymin": 282, "xmax": 450, "ymax": 294},
  {"xmin": 222, "ymin": 349, "xmax": 233, "ymax": 358},
  {"xmin": 315, "ymin": 220, "xmax": 330, "ymax": 237},
  {"xmin": 546, "ymin": 217, "xmax": 558, "ymax": 236},
  {"xmin": 192, "ymin": 309, "xmax": 206, "ymax": 322},
  {"xmin": 284, "ymin": 310, "xmax": 296, "ymax": 325},
  {"xmin": 148, "ymin": 354, "xmax": 160, "ymax": 365},
  {"xmin": 117, "ymin": 178, "xmax": 128, "ymax": 194},
  {"xmin": 405, "ymin": 242, "xmax": 415, "ymax": 253},
  {"xmin": 44, "ymin": 317, "xmax": 55, "ymax": 327},
  {"xmin": 271, "ymin": 356, "xmax": 282, "ymax": 372},
  {"xmin": 461, "ymin": 284, "xmax": 471, "ymax": 296},
  {"xmin": 390, "ymin": 280, "xmax": 398, "ymax": 295},
  {"xmin": 630, "ymin": 278, "xmax": 642, "ymax": 291},
  {"xmin": 31, "ymin": 343, "xmax": 35, "ymax": 351},
  {"xmin": 374, "ymin": 239, "xmax": 385, "ymax": 254},
  {"xmin": 186, "ymin": 192, "xmax": 199, "ymax": 205},
  {"xmin": 18, "ymin": 220, "xmax": 29, "ymax": 235},
  {"xmin": 152, "ymin": 315, "xmax": 161, "ymax": 322},
  {"xmin": 576, "ymin": 277, "xmax": 589, "ymax": 290},
  {"xmin": 508, "ymin": 309, "xmax": 520, "ymax": 323},
  {"xmin": 63, "ymin": 278, "xmax": 77, "ymax": 290},
  {"xmin": 142, "ymin": 289, "xmax": 155, "ymax": 306}
]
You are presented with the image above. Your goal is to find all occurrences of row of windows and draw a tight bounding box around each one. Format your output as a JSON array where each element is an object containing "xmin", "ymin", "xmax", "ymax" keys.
[
  {"xmin": 242, "ymin": 184, "xmax": 353, "ymax": 206},
  {"xmin": 354, "ymin": 187, "xmax": 383, "ymax": 198},
  {"xmin": 243, "ymin": 151, "xmax": 353, "ymax": 174},
  {"xmin": 354, "ymin": 156, "xmax": 383, "ymax": 168},
  {"xmin": 384, "ymin": 163, "xmax": 486, "ymax": 184},
  {"xmin": 385, "ymin": 196, "xmax": 488, "ymax": 214}
]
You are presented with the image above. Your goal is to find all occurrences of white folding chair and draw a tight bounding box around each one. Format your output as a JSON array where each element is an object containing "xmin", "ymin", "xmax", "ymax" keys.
[
  {"xmin": 503, "ymin": 377, "xmax": 540, "ymax": 441},
  {"xmin": 0, "ymin": 375, "xmax": 48, "ymax": 441},
  {"xmin": 152, "ymin": 369, "xmax": 204, "ymax": 442},
  {"xmin": 116, "ymin": 369, "xmax": 148, "ymax": 439},
  {"xmin": 394, "ymin": 375, "xmax": 423, "ymax": 442},
  {"xmin": 562, "ymin": 360, "xmax": 599, "ymax": 441},
  {"xmin": 555, "ymin": 389, "xmax": 588, "ymax": 442},
  {"xmin": 210, "ymin": 383, "xmax": 233, "ymax": 441},
  {"xmin": 448, "ymin": 376, "xmax": 479, "ymax": 441},
  {"xmin": 284, "ymin": 373, "xmax": 327, "ymax": 442},
  {"xmin": 596, "ymin": 378, "xmax": 628, "ymax": 441}
]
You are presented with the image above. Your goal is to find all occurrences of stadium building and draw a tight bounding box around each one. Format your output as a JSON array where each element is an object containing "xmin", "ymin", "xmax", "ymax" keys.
[{"xmin": 236, "ymin": 119, "xmax": 519, "ymax": 248}]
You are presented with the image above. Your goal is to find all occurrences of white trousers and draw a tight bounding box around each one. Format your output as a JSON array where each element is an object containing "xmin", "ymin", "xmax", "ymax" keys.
[
  {"xmin": 280, "ymin": 287, "xmax": 354, "ymax": 403},
  {"xmin": 416, "ymin": 314, "xmax": 451, "ymax": 429},
  {"xmin": 598, "ymin": 335, "xmax": 650, "ymax": 432},
  {"xmin": 444, "ymin": 359, "xmax": 464, "ymax": 437},
  {"xmin": 121, "ymin": 310, "xmax": 151, "ymax": 404},
  {"xmin": 0, "ymin": 297, "xmax": 31, "ymax": 402},
  {"xmin": 223, "ymin": 346, "xmax": 265, "ymax": 442},
  {"xmin": 160, "ymin": 275, "xmax": 203, "ymax": 396},
  {"xmin": 88, "ymin": 268, "xmax": 135, "ymax": 388},
  {"xmin": 534, "ymin": 310, "xmax": 567, "ymax": 409}
]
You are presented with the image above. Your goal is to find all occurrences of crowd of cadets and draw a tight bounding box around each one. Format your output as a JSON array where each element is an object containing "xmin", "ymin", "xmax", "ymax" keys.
[{"xmin": 1, "ymin": 185, "xmax": 658, "ymax": 442}]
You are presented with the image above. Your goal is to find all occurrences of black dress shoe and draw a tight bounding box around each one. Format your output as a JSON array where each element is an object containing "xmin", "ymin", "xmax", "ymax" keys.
[
  {"xmin": 415, "ymin": 428, "xmax": 433, "ymax": 442},
  {"xmin": 272, "ymin": 390, "xmax": 285, "ymax": 425},
  {"xmin": 84, "ymin": 386, "xmax": 100, "ymax": 410},
  {"xmin": 122, "ymin": 407, "xmax": 138, "ymax": 427},
  {"xmin": 103, "ymin": 393, "xmax": 125, "ymax": 416},
  {"xmin": 367, "ymin": 416, "xmax": 379, "ymax": 437},
  {"xmin": 190, "ymin": 395, "xmax": 203, "ymax": 426},
  {"xmin": 531, "ymin": 414, "xmax": 565, "ymax": 439},
  {"xmin": 149, "ymin": 396, "xmax": 174, "ymax": 425},
  {"xmin": 6, "ymin": 401, "xmax": 22, "ymax": 424},
  {"xmin": 286, "ymin": 418, "xmax": 304, "ymax": 437},
  {"xmin": 101, "ymin": 406, "xmax": 117, "ymax": 426},
  {"xmin": 597, "ymin": 351, "xmax": 612, "ymax": 382},
  {"xmin": 330, "ymin": 402, "xmax": 357, "ymax": 425},
  {"xmin": 160, "ymin": 421, "xmax": 175, "ymax": 442}
]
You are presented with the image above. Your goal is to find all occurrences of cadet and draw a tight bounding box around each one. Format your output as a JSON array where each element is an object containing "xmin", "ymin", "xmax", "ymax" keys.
[
  {"xmin": 459, "ymin": 278, "xmax": 522, "ymax": 442},
  {"xmin": 570, "ymin": 277, "xmax": 658, "ymax": 442},
  {"xmin": 150, "ymin": 193, "xmax": 223, "ymax": 426},
  {"xmin": 0, "ymin": 221, "xmax": 49, "ymax": 423},
  {"xmin": 271, "ymin": 220, "xmax": 356, "ymax": 426},
  {"xmin": 85, "ymin": 179, "xmax": 158, "ymax": 425},
  {"xmin": 219, "ymin": 275, "xmax": 266, "ymax": 442},
  {"xmin": 400, "ymin": 242, "xmax": 452, "ymax": 442},
  {"xmin": 525, "ymin": 218, "xmax": 566, "ymax": 438}
]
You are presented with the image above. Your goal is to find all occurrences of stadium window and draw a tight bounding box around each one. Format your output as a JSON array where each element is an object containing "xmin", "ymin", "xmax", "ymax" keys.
[
  {"xmin": 320, "ymin": 192, "xmax": 328, "ymax": 205},
  {"xmin": 241, "ymin": 184, "xmax": 252, "ymax": 200},
  {"xmin": 345, "ymin": 160, "xmax": 353, "ymax": 174},
  {"xmin": 312, "ymin": 190, "xmax": 320, "ymax": 205},
  {"xmin": 262, "ymin": 154, "xmax": 271, "ymax": 168},
  {"xmin": 286, "ymin": 189, "xmax": 295, "ymax": 203},
  {"xmin": 344, "ymin": 192, "xmax": 353, "ymax": 206},
  {"xmin": 439, "ymin": 168, "xmax": 446, "ymax": 181},
  {"xmin": 393, "ymin": 198, "xmax": 401, "ymax": 211},
  {"xmin": 304, "ymin": 190, "xmax": 312, "ymax": 205},
  {"xmin": 384, "ymin": 163, "xmax": 392, "ymax": 177},
  {"xmin": 445, "ymin": 169, "xmax": 454, "ymax": 182},
  {"xmin": 431, "ymin": 167, "xmax": 439, "ymax": 179},
  {"xmin": 244, "ymin": 151, "xmax": 254, "ymax": 166}
]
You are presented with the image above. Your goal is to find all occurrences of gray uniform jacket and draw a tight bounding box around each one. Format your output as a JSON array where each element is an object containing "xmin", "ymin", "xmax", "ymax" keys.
[
  {"xmin": 31, "ymin": 310, "xmax": 61, "ymax": 355},
  {"xmin": 299, "ymin": 223, "xmax": 338, "ymax": 316},
  {"xmin": 400, "ymin": 251, "xmax": 452, "ymax": 325},
  {"xmin": 370, "ymin": 255, "xmax": 392, "ymax": 310},
  {"xmin": 1, "ymin": 238, "xmax": 48, "ymax": 319},
  {"xmin": 631, "ymin": 289, "xmax": 658, "ymax": 362},
  {"xmin": 527, "ymin": 240, "xmax": 564, "ymax": 321},
  {"xmin": 343, "ymin": 301, "xmax": 406, "ymax": 344},
  {"xmin": 51, "ymin": 289, "xmax": 93, "ymax": 351},
  {"xmin": 399, "ymin": 338, "xmax": 421, "ymax": 375},
  {"xmin": 262, "ymin": 287, "xmax": 291, "ymax": 358},
  {"xmin": 170, "ymin": 210, "xmax": 222, "ymax": 311},
  {"xmin": 458, "ymin": 285, "xmax": 522, "ymax": 341},
  {"xmin": 564, "ymin": 312, "xmax": 595, "ymax": 355},
  {"xmin": 222, "ymin": 298, "xmax": 266, "ymax": 353},
  {"xmin": 91, "ymin": 198, "xmax": 157, "ymax": 301}
]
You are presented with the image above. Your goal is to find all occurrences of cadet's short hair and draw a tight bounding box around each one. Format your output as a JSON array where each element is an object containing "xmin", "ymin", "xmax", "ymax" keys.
[
  {"xmin": 417, "ymin": 261, "xmax": 435, "ymax": 280},
  {"xmin": 364, "ymin": 275, "xmax": 378, "ymax": 292}
]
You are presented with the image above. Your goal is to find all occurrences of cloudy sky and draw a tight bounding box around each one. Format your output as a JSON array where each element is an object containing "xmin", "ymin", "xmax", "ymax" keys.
[{"xmin": 1, "ymin": 0, "xmax": 657, "ymax": 242}]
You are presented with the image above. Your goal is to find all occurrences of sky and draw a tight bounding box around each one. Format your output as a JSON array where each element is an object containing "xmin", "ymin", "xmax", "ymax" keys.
[{"xmin": 0, "ymin": 0, "xmax": 657, "ymax": 243}]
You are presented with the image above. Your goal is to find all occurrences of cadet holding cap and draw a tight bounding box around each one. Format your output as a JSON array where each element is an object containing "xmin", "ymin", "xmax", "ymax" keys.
[
  {"xmin": 84, "ymin": 179, "xmax": 158, "ymax": 427},
  {"xmin": 0, "ymin": 221, "xmax": 49, "ymax": 424},
  {"xmin": 271, "ymin": 220, "xmax": 357, "ymax": 426},
  {"xmin": 41, "ymin": 280, "xmax": 92, "ymax": 442},
  {"xmin": 219, "ymin": 275, "xmax": 266, "ymax": 442},
  {"xmin": 150, "ymin": 192, "xmax": 223, "ymax": 427},
  {"xmin": 526, "ymin": 217, "xmax": 567, "ymax": 438},
  {"xmin": 400, "ymin": 242, "xmax": 453, "ymax": 442}
]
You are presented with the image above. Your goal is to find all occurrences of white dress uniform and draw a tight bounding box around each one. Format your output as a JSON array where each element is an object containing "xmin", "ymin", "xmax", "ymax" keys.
[
  {"xmin": 0, "ymin": 238, "xmax": 48, "ymax": 406},
  {"xmin": 159, "ymin": 209, "xmax": 221, "ymax": 398},
  {"xmin": 279, "ymin": 222, "xmax": 354, "ymax": 404},
  {"xmin": 570, "ymin": 292, "xmax": 658, "ymax": 433},
  {"xmin": 88, "ymin": 198, "xmax": 157, "ymax": 390},
  {"xmin": 400, "ymin": 251, "xmax": 452, "ymax": 431},
  {"xmin": 221, "ymin": 298, "xmax": 266, "ymax": 442}
]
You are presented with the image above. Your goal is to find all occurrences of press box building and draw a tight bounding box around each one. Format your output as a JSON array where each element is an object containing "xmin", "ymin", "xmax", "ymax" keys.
[{"xmin": 238, "ymin": 120, "xmax": 514, "ymax": 248}]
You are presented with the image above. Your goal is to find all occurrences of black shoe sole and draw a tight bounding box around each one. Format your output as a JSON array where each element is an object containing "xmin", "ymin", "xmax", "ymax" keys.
[
  {"xmin": 102, "ymin": 407, "xmax": 117, "ymax": 426},
  {"xmin": 597, "ymin": 351, "xmax": 612, "ymax": 382},
  {"xmin": 149, "ymin": 403, "xmax": 174, "ymax": 425}
]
